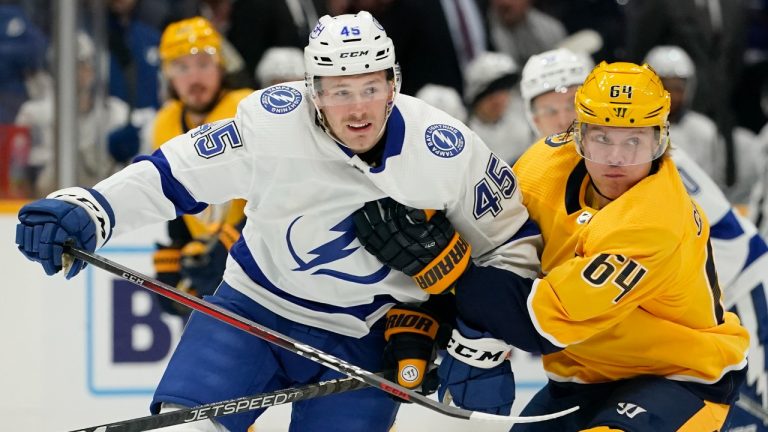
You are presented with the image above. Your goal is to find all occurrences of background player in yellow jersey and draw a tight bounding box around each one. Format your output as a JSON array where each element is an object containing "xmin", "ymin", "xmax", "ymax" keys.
[
  {"xmin": 355, "ymin": 61, "xmax": 751, "ymax": 431},
  {"xmin": 151, "ymin": 17, "xmax": 251, "ymax": 316}
]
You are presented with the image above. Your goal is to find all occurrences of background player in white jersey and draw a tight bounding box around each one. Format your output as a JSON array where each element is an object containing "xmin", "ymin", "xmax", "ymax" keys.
[
  {"xmin": 644, "ymin": 45, "xmax": 764, "ymax": 204},
  {"xmin": 522, "ymin": 47, "xmax": 768, "ymax": 432},
  {"xmin": 519, "ymin": 48, "xmax": 592, "ymax": 139},
  {"xmin": 464, "ymin": 51, "xmax": 532, "ymax": 164},
  {"xmin": 414, "ymin": 84, "xmax": 467, "ymax": 123},
  {"xmin": 14, "ymin": 11, "xmax": 541, "ymax": 432},
  {"xmin": 749, "ymin": 83, "xmax": 768, "ymax": 238},
  {"xmin": 254, "ymin": 46, "xmax": 305, "ymax": 89}
]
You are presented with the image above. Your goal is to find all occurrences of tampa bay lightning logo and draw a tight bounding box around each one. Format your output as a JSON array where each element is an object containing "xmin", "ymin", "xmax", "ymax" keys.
[
  {"xmin": 425, "ymin": 124, "xmax": 465, "ymax": 158},
  {"xmin": 286, "ymin": 214, "xmax": 390, "ymax": 284},
  {"xmin": 310, "ymin": 22, "xmax": 325, "ymax": 39},
  {"xmin": 260, "ymin": 85, "xmax": 302, "ymax": 114}
]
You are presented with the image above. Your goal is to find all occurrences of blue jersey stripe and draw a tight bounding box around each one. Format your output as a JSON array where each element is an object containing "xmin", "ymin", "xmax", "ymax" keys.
[
  {"xmin": 502, "ymin": 218, "xmax": 541, "ymax": 245},
  {"xmin": 133, "ymin": 150, "xmax": 208, "ymax": 216},
  {"xmin": 710, "ymin": 210, "xmax": 745, "ymax": 240},
  {"xmin": 743, "ymin": 234, "xmax": 768, "ymax": 271},
  {"xmin": 229, "ymin": 237, "xmax": 397, "ymax": 320},
  {"xmin": 371, "ymin": 106, "xmax": 405, "ymax": 173}
]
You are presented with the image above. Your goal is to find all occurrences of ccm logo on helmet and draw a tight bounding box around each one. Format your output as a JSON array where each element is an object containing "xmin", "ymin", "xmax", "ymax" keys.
[
  {"xmin": 414, "ymin": 236, "xmax": 469, "ymax": 290},
  {"xmin": 340, "ymin": 50, "xmax": 369, "ymax": 58}
]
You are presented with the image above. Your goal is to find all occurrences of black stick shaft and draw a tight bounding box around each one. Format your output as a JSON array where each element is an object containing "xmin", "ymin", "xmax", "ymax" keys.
[
  {"xmin": 70, "ymin": 376, "xmax": 367, "ymax": 432},
  {"xmin": 65, "ymin": 246, "xmax": 578, "ymax": 424}
]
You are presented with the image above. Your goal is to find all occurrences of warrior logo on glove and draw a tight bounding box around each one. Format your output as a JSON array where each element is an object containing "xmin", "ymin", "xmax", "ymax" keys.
[
  {"xmin": 352, "ymin": 198, "xmax": 471, "ymax": 294},
  {"xmin": 384, "ymin": 305, "xmax": 440, "ymax": 389}
]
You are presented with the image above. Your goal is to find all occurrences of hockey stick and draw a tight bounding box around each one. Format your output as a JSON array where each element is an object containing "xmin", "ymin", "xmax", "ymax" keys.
[
  {"xmin": 70, "ymin": 375, "xmax": 368, "ymax": 432},
  {"xmin": 64, "ymin": 246, "xmax": 578, "ymax": 424}
]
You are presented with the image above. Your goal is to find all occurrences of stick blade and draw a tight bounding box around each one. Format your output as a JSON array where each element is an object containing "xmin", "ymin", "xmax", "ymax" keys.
[{"xmin": 468, "ymin": 405, "xmax": 579, "ymax": 424}]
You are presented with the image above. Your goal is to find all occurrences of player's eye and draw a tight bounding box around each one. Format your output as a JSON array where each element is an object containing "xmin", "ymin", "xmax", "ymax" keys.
[
  {"xmin": 333, "ymin": 89, "xmax": 351, "ymax": 99},
  {"xmin": 363, "ymin": 86, "xmax": 378, "ymax": 96}
]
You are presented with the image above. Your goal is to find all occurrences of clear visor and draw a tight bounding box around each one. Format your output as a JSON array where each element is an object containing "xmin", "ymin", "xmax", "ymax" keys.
[
  {"xmin": 574, "ymin": 122, "xmax": 668, "ymax": 166},
  {"xmin": 312, "ymin": 75, "xmax": 394, "ymax": 107}
]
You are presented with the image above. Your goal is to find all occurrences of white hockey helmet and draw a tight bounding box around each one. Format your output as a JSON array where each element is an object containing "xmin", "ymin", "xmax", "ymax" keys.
[
  {"xmin": 520, "ymin": 48, "xmax": 592, "ymax": 135},
  {"xmin": 304, "ymin": 11, "xmax": 396, "ymax": 78},
  {"xmin": 303, "ymin": 11, "xmax": 401, "ymax": 146},
  {"xmin": 464, "ymin": 52, "xmax": 519, "ymax": 106},
  {"xmin": 77, "ymin": 32, "xmax": 95, "ymax": 62},
  {"xmin": 256, "ymin": 47, "xmax": 305, "ymax": 87},
  {"xmin": 520, "ymin": 48, "xmax": 593, "ymax": 108},
  {"xmin": 643, "ymin": 45, "xmax": 695, "ymax": 80},
  {"xmin": 415, "ymin": 84, "xmax": 467, "ymax": 122},
  {"xmin": 643, "ymin": 45, "xmax": 696, "ymax": 108}
]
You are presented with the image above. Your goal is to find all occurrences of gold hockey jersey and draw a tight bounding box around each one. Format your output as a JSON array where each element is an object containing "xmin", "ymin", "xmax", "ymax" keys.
[
  {"xmin": 513, "ymin": 134, "xmax": 749, "ymax": 384},
  {"xmin": 152, "ymin": 89, "xmax": 252, "ymax": 236}
]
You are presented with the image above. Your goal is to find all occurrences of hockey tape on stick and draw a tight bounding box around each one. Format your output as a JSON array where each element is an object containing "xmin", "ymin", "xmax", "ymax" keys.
[
  {"xmin": 69, "ymin": 376, "xmax": 368, "ymax": 432},
  {"xmin": 64, "ymin": 246, "xmax": 578, "ymax": 424}
]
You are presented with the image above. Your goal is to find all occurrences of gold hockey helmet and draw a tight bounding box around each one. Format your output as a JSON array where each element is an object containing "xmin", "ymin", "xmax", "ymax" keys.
[{"xmin": 573, "ymin": 61, "xmax": 670, "ymax": 165}]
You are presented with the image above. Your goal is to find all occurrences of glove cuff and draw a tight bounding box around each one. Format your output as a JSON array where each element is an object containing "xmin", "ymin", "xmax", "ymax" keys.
[
  {"xmin": 411, "ymin": 232, "xmax": 471, "ymax": 294},
  {"xmin": 218, "ymin": 223, "xmax": 240, "ymax": 250},
  {"xmin": 397, "ymin": 358, "xmax": 428, "ymax": 388},
  {"xmin": 154, "ymin": 247, "xmax": 181, "ymax": 273},
  {"xmin": 48, "ymin": 187, "xmax": 115, "ymax": 248},
  {"xmin": 384, "ymin": 305, "xmax": 439, "ymax": 389},
  {"xmin": 446, "ymin": 323, "xmax": 512, "ymax": 369},
  {"xmin": 384, "ymin": 305, "xmax": 439, "ymax": 341}
]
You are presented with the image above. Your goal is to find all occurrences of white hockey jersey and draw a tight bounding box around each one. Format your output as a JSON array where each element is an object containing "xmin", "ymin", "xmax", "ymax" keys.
[
  {"xmin": 468, "ymin": 95, "xmax": 533, "ymax": 165},
  {"xmin": 669, "ymin": 110, "xmax": 724, "ymax": 187},
  {"xmin": 92, "ymin": 82, "xmax": 541, "ymax": 337},
  {"xmin": 673, "ymin": 146, "xmax": 768, "ymax": 407}
]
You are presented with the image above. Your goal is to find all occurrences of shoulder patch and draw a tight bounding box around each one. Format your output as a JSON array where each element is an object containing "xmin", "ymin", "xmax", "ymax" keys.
[
  {"xmin": 425, "ymin": 124, "xmax": 465, "ymax": 158},
  {"xmin": 544, "ymin": 131, "xmax": 572, "ymax": 147},
  {"xmin": 260, "ymin": 85, "xmax": 303, "ymax": 114}
]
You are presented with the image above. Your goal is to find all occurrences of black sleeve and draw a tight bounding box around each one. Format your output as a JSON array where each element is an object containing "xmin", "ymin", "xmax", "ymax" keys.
[
  {"xmin": 167, "ymin": 216, "xmax": 193, "ymax": 248},
  {"xmin": 454, "ymin": 264, "xmax": 562, "ymax": 355}
]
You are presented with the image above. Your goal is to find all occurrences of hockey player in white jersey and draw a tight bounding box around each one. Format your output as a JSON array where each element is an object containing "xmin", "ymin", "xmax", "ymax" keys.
[
  {"xmin": 520, "ymin": 47, "xmax": 768, "ymax": 432},
  {"xmin": 643, "ymin": 45, "xmax": 766, "ymax": 206},
  {"xmin": 14, "ymin": 11, "xmax": 541, "ymax": 432}
]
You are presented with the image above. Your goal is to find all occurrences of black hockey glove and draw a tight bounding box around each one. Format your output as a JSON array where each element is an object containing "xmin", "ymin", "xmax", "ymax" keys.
[
  {"xmin": 384, "ymin": 304, "xmax": 442, "ymax": 395},
  {"xmin": 152, "ymin": 243, "xmax": 190, "ymax": 316},
  {"xmin": 179, "ymin": 222, "xmax": 240, "ymax": 298},
  {"xmin": 352, "ymin": 198, "xmax": 471, "ymax": 294}
]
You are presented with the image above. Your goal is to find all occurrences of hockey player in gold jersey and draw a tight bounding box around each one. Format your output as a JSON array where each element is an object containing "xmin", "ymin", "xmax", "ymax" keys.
[
  {"xmin": 468, "ymin": 62, "xmax": 749, "ymax": 431},
  {"xmin": 354, "ymin": 61, "xmax": 751, "ymax": 431},
  {"xmin": 151, "ymin": 17, "xmax": 250, "ymax": 315}
]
